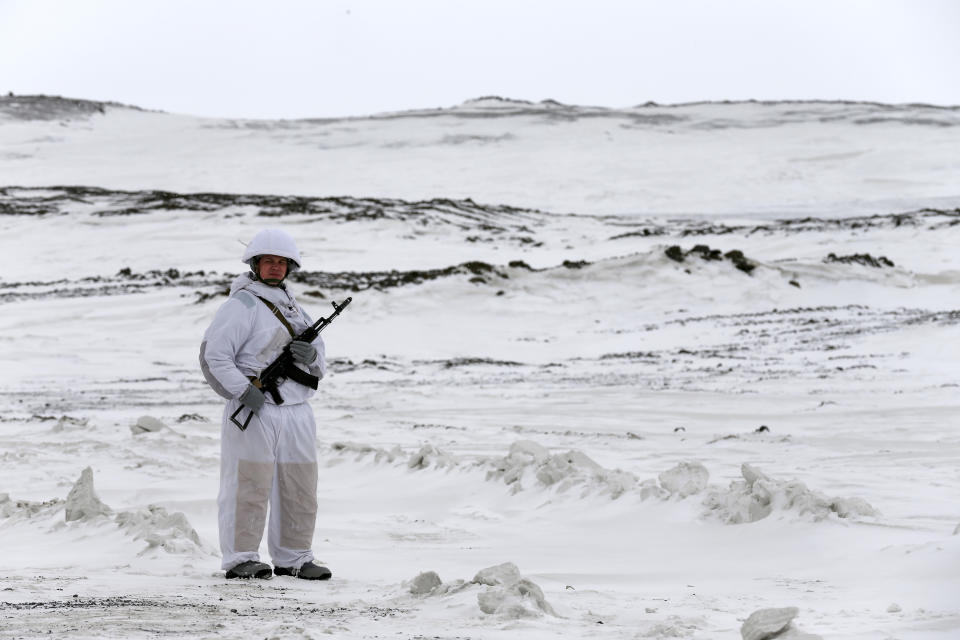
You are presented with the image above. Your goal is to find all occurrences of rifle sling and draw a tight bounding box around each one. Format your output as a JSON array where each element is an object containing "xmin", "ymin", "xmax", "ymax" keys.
[{"xmin": 253, "ymin": 295, "xmax": 297, "ymax": 338}]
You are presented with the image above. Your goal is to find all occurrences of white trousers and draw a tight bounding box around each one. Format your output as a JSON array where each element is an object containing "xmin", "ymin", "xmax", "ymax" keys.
[{"xmin": 218, "ymin": 399, "xmax": 319, "ymax": 571}]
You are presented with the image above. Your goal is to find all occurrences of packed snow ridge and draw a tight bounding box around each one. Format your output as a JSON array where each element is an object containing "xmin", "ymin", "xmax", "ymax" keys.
[
  {"xmin": 404, "ymin": 562, "xmax": 558, "ymax": 619},
  {"xmin": 329, "ymin": 440, "xmax": 878, "ymax": 523},
  {"xmin": 703, "ymin": 463, "xmax": 879, "ymax": 524},
  {"xmin": 1, "ymin": 466, "xmax": 208, "ymax": 556},
  {"xmin": 740, "ymin": 606, "xmax": 823, "ymax": 640}
]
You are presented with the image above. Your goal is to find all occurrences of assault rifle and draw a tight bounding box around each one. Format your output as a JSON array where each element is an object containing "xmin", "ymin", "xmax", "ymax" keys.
[{"xmin": 231, "ymin": 297, "xmax": 352, "ymax": 431}]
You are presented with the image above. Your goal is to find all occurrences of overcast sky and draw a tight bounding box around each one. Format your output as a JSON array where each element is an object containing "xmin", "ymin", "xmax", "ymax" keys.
[{"xmin": 1, "ymin": 0, "xmax": 958, "ymax": 119}]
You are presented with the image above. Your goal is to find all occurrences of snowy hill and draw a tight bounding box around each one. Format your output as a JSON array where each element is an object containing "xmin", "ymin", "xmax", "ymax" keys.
[{"xmin": 2, "ymin": 94, "xmax": 959, "ymax": 216}]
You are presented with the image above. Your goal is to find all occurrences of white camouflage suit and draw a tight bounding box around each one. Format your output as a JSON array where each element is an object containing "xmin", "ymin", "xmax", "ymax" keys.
[{"xmin": 200, "ymin": 269, "xmax": 326, "ymax": 572}]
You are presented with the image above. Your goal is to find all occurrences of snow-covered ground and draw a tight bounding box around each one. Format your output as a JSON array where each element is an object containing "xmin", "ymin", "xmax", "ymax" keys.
[{"xmin": 0, "ymin": 96, "xmax": 958, "ymax": 639}]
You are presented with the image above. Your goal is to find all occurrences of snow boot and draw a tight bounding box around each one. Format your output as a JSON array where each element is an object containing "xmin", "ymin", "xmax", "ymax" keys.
[
  {"xmin": 274, "ymin": 561, "xmax": 332, "ymax": 580},
  {"xmin": 225, "ymin": 560, "xmax": 273, "ymax": 579}
]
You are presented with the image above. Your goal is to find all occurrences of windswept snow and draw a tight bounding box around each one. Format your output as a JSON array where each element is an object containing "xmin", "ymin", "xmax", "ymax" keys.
[{"xmin": 0, "ymin": 96, "xmax": 958, "ymax": 639}]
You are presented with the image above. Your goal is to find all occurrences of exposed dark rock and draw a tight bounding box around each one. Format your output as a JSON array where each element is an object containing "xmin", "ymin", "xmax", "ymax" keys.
[
  {"xmin": 664, "ymin": 245, "xmax": 756, "ymax": 274},
  {"xmin": 0, "ymin": 186, "xmax": 550, "ymax": 248},
  {"xmin": 0, "ymin": 94, "xmax": 136, "ymax": 120},
  {"xmin": 600, "ymin": 352, "xmax": 657, "ymax": 360},
  {"xmin": 732, "ymin": 260, "xmax": 755, "ymax": 274},
  {"xmin": 435, "ymin": 358, "xmax": 525, "ymax": 368},
  {"xmin": 679, "ymin": 223, "xmax": 740, "ymax": 237},
  {"xmin": 0, "ymin": 254, "xmax": 610, "ymax": 304},
  {"xmin": 665, "ymin": 245, "xmax": 685, "ymax": 262},
  {"xmin": 824, "ymin": 253, "xmax": 895, "ymax": 268},
  {"xmin": 176, "ymin": 413, "xmax": 209, "ymax": 423},
  {"xmin": 293, "ymin": 260, "xmax": 508, "ymax": 293},
  {"xmin": 462, "ymin": 261, "xmax": 498, "ymax": 276},
  {"xmin": 609, "ymin": 226, "xmax": 667, "ymax": 240},
  {"xmin": 691, "ymin": 244, "xmax": 723, "ymax": 261}
]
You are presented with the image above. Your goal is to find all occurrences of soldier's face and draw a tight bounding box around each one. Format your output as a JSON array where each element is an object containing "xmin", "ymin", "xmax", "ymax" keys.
[{"xmin": 258, "ymin": 255, "xmax": 288, "ymax": 285}]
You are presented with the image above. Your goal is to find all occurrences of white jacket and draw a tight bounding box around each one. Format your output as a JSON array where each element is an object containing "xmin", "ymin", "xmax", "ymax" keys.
[{"xmin": 200, "ymin": 273, "xmax": 326, "ymax": 405}]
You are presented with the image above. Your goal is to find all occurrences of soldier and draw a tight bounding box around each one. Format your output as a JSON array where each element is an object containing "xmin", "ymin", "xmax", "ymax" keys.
[{"xmin": 200, "ymin": 228, "xmax": 331, "ymax": 580}]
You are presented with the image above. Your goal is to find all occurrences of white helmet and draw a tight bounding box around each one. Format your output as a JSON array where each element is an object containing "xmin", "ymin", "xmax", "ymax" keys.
[{"xmin": 241, "ymin": 228, "xmax": 302, "ymax": 272}]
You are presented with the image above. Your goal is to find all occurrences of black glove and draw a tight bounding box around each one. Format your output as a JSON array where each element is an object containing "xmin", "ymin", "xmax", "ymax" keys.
[
  {"xmin": 289, "ymin": 340, "xmax": 317, "ymax": 365},
  {"xmin": 239, "ymin": 384, "xmax": 265, "ymax": 412}
]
